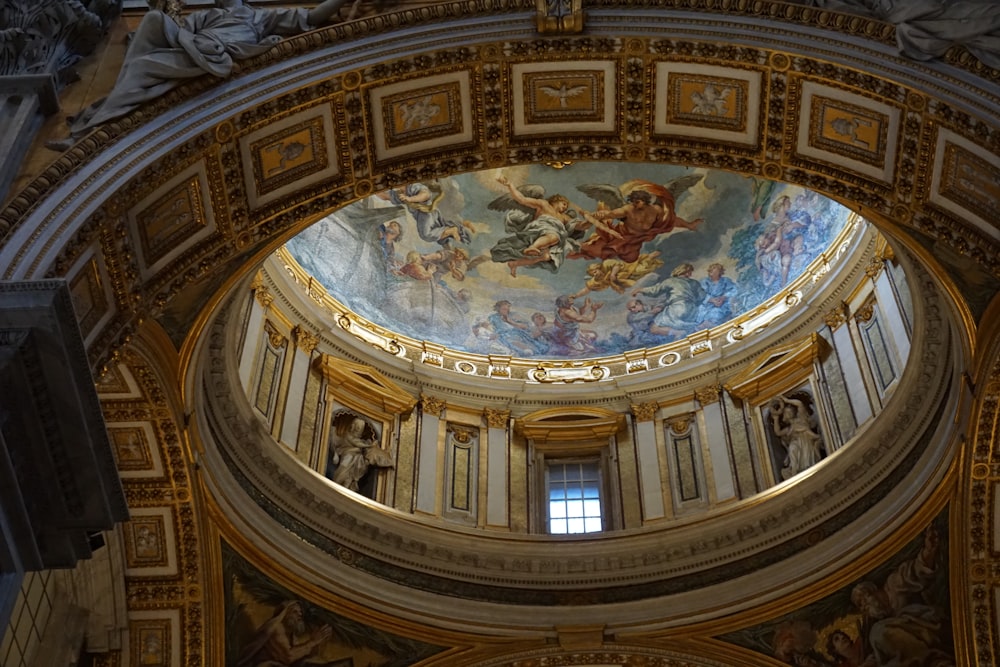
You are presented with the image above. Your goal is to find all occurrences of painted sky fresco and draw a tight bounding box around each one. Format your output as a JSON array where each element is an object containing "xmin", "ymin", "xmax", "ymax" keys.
[
  {"xmin": 285, "ymin": 164, "xmax": 851, "ymax": 359},
  {"xmin": 718, "ymin": 511, "xmax": 953, "ymax": 666}
]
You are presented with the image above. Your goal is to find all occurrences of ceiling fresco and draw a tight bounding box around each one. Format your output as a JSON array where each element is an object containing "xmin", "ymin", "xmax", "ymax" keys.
[{"xmin": 284, "ymin": 163, "xmax": 853, "ymax": 360}]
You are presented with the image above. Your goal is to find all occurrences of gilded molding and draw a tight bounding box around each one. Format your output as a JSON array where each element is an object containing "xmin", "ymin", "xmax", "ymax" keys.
[
  {"xmin": 631, "ymin": 402, "xmax": 659, "ymax": 422},
  {"xmin": 535, "ymin": 0, "xmax": 584, "ymax": 34},
  {"xmin": 422, "ymin": 394, "xmax": 447, "ymax": 417},
  {"xmin": 484, "ymin": 408, "xmax": 510, "ymax": 428}
]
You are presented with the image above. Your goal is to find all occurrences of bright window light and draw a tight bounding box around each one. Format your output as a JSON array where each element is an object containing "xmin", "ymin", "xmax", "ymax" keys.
[{"xmin": 547, "ymin": 461, "xmax": 602, "ymax": 534}]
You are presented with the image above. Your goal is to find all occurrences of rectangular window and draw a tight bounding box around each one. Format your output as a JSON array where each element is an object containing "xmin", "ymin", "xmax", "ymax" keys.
[{"xmin": 546, "ymin": 460, "xmax": 603, "ymax": 534}]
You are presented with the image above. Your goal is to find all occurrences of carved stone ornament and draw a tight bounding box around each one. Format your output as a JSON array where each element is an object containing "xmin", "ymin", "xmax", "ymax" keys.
[
  {"xmin": 484, "ymin": 408, "xmax": 510, "ymax": 429},
  {"xmin": 865, "ymin": 256, "xmax": 886, "ymax": 279},
  {"xmin": 421, "ymin": 394, "xmax": 446, "ymax": 417},
  {"xmin": 449, "ymin": 425, "xmax": 475, "ymax": 444},
  {"xmin": 0, "ymin": 0, "xmax": 119, "ymax": 78},
  {"xmin": 253, "ymin": 286, "xmax": 274, "ymax": 309},
  {"xmin": 824, "ymin": 302, "xmax": 850, "ymax": 329},
  {"xmin": 668, "ymin": 416, "xmax": 692, "ymax": 435},
  {"xmin": 694, "ymin": 385, "xmax": 721, "ymax": 405},
  {"xmin": 630, "ymin": 402, "xmax": 659, "ymax": 422},
  {"xmin": 854, "ymin": 294, "xmax": 877, "ymax": 323},
  {"xmin": 292, "ymin": 325, "xmax": 319, "ymax": 353}
]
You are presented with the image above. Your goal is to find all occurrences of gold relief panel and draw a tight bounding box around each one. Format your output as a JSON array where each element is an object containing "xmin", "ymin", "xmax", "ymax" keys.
[
  {"xmin": 368, "ymin": 70, "xmax": 475, "ymax": 163},
  {"xmin": 124, "ymin": 507, "xmax": 178, "ymax": 577},
  {"xmin": 382, "ymin": 82, "xmax": 463, "ymax": 147},
  {"xmin": 127, "ymin": 163, "xmax": 217, "ymax": 279},
  {"xmin": 931, "ymin": 133, "xmax": 1000, "ymax": 237},
  {"xmin": 809, "ymin": 95, "xmax": 889, "ymax": 168},
  {"xmin": 67, "ymin": 248, "xmax": 113, "ymax": 344},
  {"xmin": 129, "ymin": 610, "xmax": 180, "ymax": 667},
  {"xmin": 95, "ymin": 362, "xmax": 142, "ymax": 399},
  {"xmin": 238, "ymin": 104, "xmax": 342, "ymax": 210},
  {"xmin": 795, "ymin": 79, "xmax": 901, "ymax": 183},
  {"xmin": 522, "ymin": 70, "xmax": 603, "ymax": 123},
  {"xmin": 666, "ymin": 73, "xmax": 746, "ymax": 132},
  {"xmin": 107, "ymin": 422, "xmax": 164, "ymax": 479},
  {"xmin": 653, "ymin": 62, "xmax": 762, "ymax": 146},
  {"xmin": 510, "ymin": 60, "xmax": 617, "ymax": 137}
]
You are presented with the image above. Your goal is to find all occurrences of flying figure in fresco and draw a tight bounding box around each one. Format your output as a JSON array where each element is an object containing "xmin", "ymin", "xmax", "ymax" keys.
[
  {"xmin": 572, "ymin": 175, "xmax": 706, "ymax": 263},
  {"xmin": 571, "ymin": 251, "xmax": 664, "ymax": 298},
  {"xmin": 378, "ymin": 181, "xmax": 474, "ymax": 246},
  {"xmin": 487, "ymin": 176, "xmax": 594, "ymax": 277}
]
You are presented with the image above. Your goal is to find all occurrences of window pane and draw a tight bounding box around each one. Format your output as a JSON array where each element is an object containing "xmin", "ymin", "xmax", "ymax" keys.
[{"xmin": 546, "ymin": 460, "xmax": 604, "ymax": 534}]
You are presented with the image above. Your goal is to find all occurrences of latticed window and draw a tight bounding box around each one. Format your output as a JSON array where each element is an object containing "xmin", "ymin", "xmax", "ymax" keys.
[{"xmin": 546, "ymin": 460, "xmax": 603, "ymax": 534}]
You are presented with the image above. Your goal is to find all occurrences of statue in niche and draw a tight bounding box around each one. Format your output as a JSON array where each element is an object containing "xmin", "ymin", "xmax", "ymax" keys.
[
  {"xmin": 325, "ymin": 412, "xmax": 393, "ymax": 495},
  {"xmin": 769, "ymin": 393, "xmax": 824, "ymax": 480}
]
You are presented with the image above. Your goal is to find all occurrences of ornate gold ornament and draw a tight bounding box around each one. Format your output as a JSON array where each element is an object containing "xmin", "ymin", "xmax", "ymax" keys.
[
  {"xmin": 854, "ymin": 294, "xmax": 877, "ymax": 323},
  {"xmin": 535, "ymin": 0, "xmax": 584, "ymax": 34},
  {"xmin": 668, "ymin": 416, "xmax": 692, "ymax": 435},
  {"xmin": 530, "ymin": 364, "xmax": 608, "ymax": 383},
  {"xmin": 865, "ymin": 256, "xmax": 885, "ymax": 279},
  {"xmin": 292, "ymin": 325, "xmax": 319, "ymax": 353},
  {"xmin": 824, "ymin": 302, "xmax": 850, "ymax": 329},
  {"xmin": 253, "ymin": 286, "xmax": 274, "ymax": 309},
  {"xmin": 484, "ymin": 408, "xmax": 510, "ymax": 428},
  {"xmin": 421, "ymin": 394, "xmax": 446, "ymax": 417},
  {"xmin": 694, "ymin": 385, "xmax": 721, "ymax": 405},
  {"xmin": 630, "ymin": 402, "xmax": 659, "ymax": 422}
]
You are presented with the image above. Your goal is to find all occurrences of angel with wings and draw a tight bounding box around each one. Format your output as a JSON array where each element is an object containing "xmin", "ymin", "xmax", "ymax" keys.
[
  {"xmin": 571, "ymin": 176, "xmax": 706, "ymax": 263},
  {"xmin": 487, "ymin": 175, "xmax": 593, "ymax": 277}
]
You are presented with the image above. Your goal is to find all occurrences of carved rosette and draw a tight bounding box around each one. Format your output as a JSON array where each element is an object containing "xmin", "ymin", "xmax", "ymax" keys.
[
  {"xmin": 631, "ymin": 402, "xmax": 659, "ymax": 422},
  {"xmin": 484, "ymin": 408, "xmax": 510, "ymax": 429},
  {"xmin": 421, "ymin": 394, "xmax": 446, "ymax": 417}
]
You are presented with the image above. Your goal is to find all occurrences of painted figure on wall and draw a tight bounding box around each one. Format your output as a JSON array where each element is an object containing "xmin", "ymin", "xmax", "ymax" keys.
[
  {"xmin": 574, "ymin": 176, "xmax": 705, "ymax": 263},
  {"xmin": 326, "ymin": 413, "xmax": 392, "ymax": 494},
  {"xmin": 488, "ymin": 176, "xmax": 588, "ymax": 277},
  {"xmin": 769, "ymin": 393, "xmax": 824, "ymax": 480},
  {"xmin": 286, "ymin": 164, "xmax": 852, "ymax": 360},
  {"xmin": 719, "ymin": 513, "xmax": 953, "ymax": 667},
  {"xmin": 632, "ymin": 263, "xmax": 705, "ymax": 338},
  {"xmin": 225, "ymin": 544, "xmax": 444, "ymax": 666},
  {"xmin": 235, "ymin": 601, "xmax": 333, "ymax": 667}
]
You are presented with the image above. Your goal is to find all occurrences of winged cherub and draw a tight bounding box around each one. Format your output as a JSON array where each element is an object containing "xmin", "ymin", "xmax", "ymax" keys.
[{"xmin": 571, "ymin": 176, "xmax": 706, "ymax": 263}]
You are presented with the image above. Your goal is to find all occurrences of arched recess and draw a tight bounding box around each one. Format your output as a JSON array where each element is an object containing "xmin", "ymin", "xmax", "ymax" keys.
[{"xmin": 0, "ymin": 1, "xmax": 996, "ymax": 663}]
